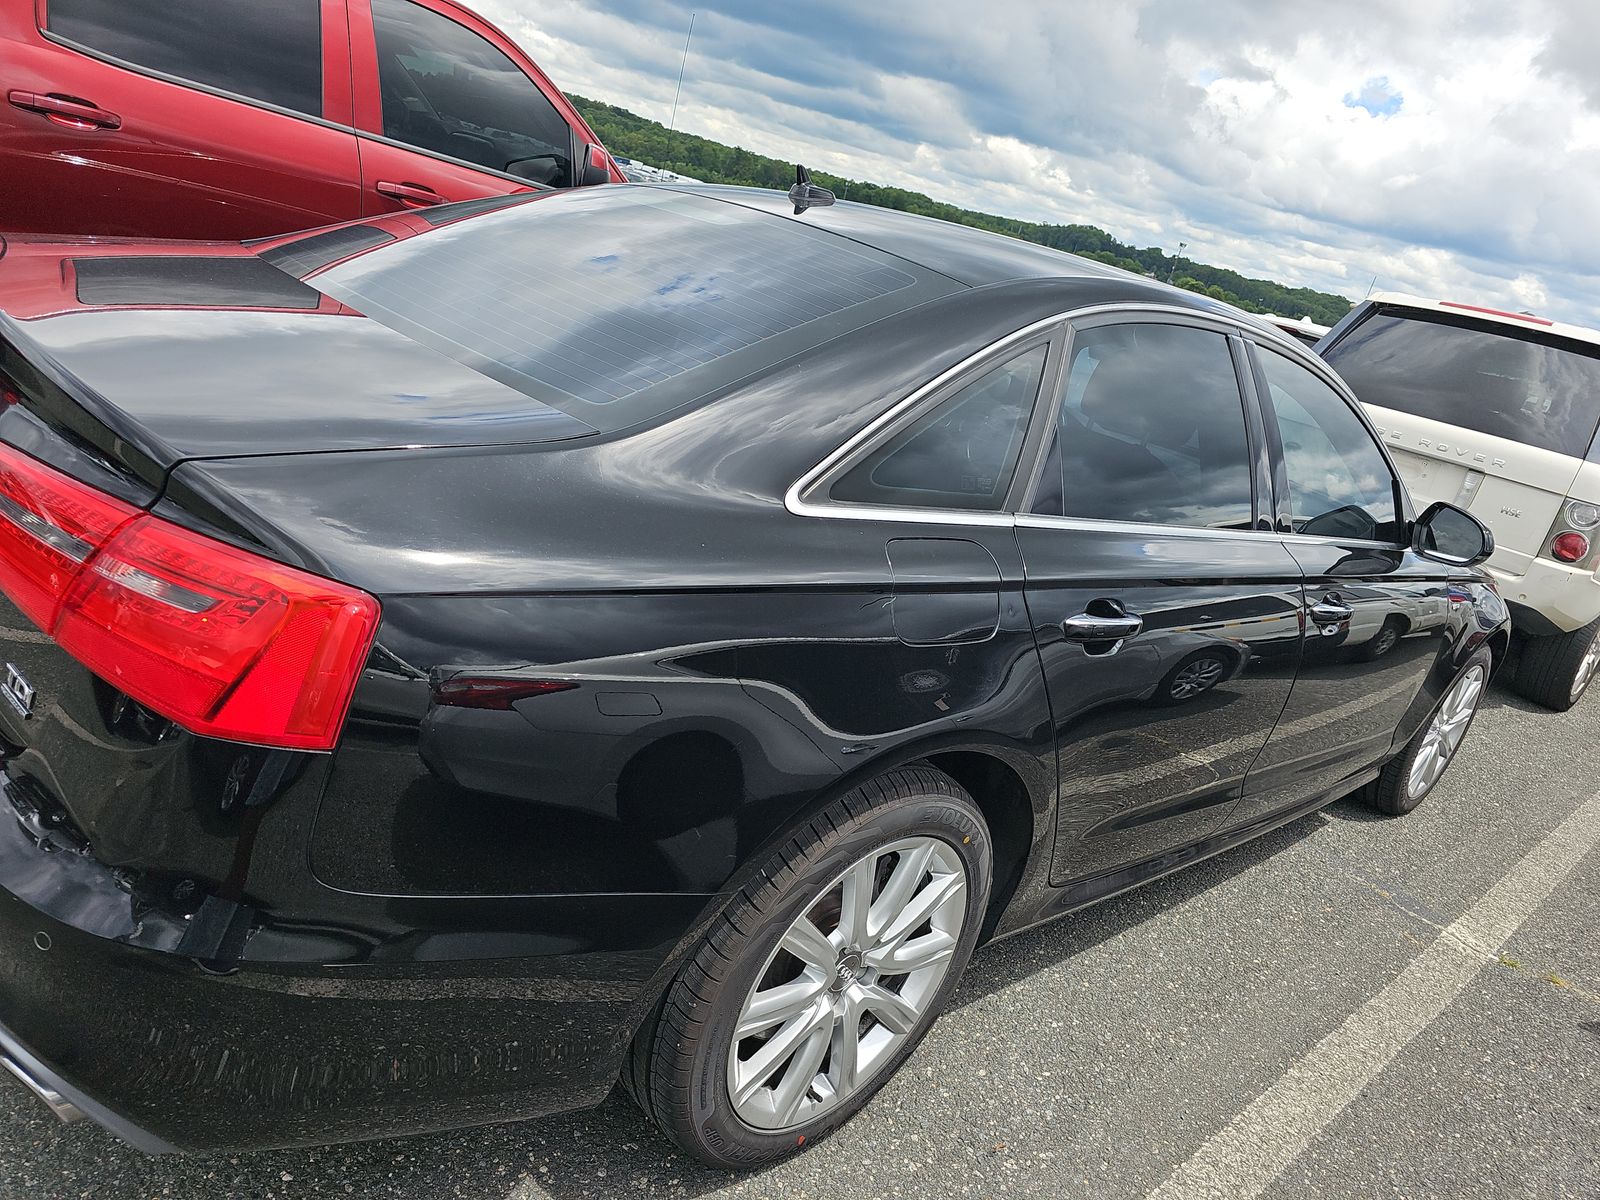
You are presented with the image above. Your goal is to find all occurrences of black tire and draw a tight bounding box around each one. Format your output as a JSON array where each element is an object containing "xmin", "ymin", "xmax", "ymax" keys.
[
  {"xmin": 1361, "ymin": 646, "xmax": 1492, "ymax": 816},
  {"xmin": 1511, "ymin": 618, "xmax": 1600, "ymax": 711},
  {"xmin": 624, "ymin": 766, "xmax": 992, "ymax": 1169}
]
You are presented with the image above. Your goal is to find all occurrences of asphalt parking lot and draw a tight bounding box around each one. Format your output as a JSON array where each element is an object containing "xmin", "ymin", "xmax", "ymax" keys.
[{"xmin": 3, "ymin": 672, "xmax": 1596, "ymax": 1200}]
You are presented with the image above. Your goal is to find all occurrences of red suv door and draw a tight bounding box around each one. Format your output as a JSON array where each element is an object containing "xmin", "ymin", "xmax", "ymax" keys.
[
  {"xmin": 0, "ymin": 0, "xmax": 360, "ymax": 239},
  {"xmin": 347, "ymin": 0, "xmax": 622, "ymax": 216}
]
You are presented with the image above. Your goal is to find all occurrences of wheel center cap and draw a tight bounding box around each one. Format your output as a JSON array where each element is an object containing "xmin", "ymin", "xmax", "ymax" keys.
[{"xmin": 834, "ymin": 949, "xmax": 865, "ymax": 989}]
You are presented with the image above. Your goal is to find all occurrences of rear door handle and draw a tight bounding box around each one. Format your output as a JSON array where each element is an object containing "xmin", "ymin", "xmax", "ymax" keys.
[
  {"xmin": 1308, "ymin": 598, "xmax": 1355, "ymax": 623},
  {"xmin": 8, "ymin": 90, "xmax": 120, "ymax": 130},
  {"xmin": 1309, "ymin": 595, "xmax": 1355, "ymax": 635},
  {"xmin": 375, "ymin": 180, "xmax": 444, "ymax": 206}
]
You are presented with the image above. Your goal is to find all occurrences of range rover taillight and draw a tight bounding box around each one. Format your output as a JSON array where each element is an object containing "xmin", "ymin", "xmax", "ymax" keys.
[
  {"xmin": 1541, "ymin": 499, "xmax": 1600, "ymax": 570},
  {"xmin": 0, "ymin": 442, "xmax": 379, "ymax": 750},
  {"xmin": 1551, "ymin": 531, "xmax": 1590, "ymax": 563}
]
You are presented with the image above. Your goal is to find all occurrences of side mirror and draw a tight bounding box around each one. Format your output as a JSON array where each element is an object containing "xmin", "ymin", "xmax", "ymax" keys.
[
  {"xmin": 1413, "ymin": 501, "xmax": 1494, "ymax": 566},
  {"xmin": 577, "ymin": 143, "xmax": 611, "ymax": 187},
  {"xmin": 504, "ymin": 154, "xmax": 563, "ymax": 185}
]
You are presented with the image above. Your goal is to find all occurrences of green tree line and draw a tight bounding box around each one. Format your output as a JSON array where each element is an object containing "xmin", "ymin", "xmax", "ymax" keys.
[{"xmin": 569, "ymin": 95, "xmax": 1352, "ymax": 326}]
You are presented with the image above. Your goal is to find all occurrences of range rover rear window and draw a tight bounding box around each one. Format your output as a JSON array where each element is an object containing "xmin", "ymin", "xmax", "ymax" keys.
[{"xmin": 1323, "ymin": 306, "xmax": 1600, "ymax": 457}]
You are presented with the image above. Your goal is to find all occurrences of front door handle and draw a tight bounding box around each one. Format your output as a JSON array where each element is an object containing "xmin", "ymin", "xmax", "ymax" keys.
[
  {"xmin": 1062, "ymin": 603, "xmax": 1143, "ymax": 645},
  {"xmin": 375, "ymin": 180, "xmax": 444, "ymax": 207},
  {"xmin": 8, "ymin": 90, "xmax": 120, "ymax": 130}
]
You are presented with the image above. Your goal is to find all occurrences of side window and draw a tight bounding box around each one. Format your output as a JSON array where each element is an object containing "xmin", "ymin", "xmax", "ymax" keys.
[
  {"xmin": 47, "ymin": 0, "xmax": 323, "ymax": 116},
  {"xmin": 829, "ymin": 344, "xmax": 1048, "ymax": 510},
  {"xmin": 1257, "ymin": 349, "xmax": 1401, "ymax": 542},
  {"xmin": 371, "ymin": 0, "xmax": 576, "ymax": 186},
  {"xmin": 1032, "ymin": 323, "xmax": 1255, "ymax": 531}
]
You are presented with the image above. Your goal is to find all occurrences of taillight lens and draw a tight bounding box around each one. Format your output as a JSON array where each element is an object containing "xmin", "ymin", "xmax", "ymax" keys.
[
  {"xmin": 1551, "ymin": 531, "xmax": 1590, "ymax": 563},
  {"xmin": 0, "ymin": 442, "xmax": 379, "ymax": 750},
  {"xmin": 0, "ymin": 442, "xmax": 139, "ymax": 629},
  {"xmin": 1565, "ymin": 500, "xmax": 1600, "ymax": 531}
]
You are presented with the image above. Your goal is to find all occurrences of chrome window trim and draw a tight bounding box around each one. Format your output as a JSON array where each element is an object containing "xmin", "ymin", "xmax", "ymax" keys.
[
  {"xmin": 786, "ymin": 312, "xmax": 1070, "ymax": 523},
  {"xmin": 1016, "ymin": 512, "xmax": 1275, "ymax": 542},
  {"xmin": 787, "ymin": 302, "xmax": 1257, "ymax": 526},
  {"xmin": 1238, "ymin": 331, "xmax": 1374, "ymax": 418},
  {"xmin": 1242, "ymin": 334, "xmax": 1414, "ymax": 550},
  {"xmin": 1026, "ymin": 310, "xmax": 1266, "ymax": 532},
  {"xmin": 1276, "ymin": 532, "xmax": 1409, "ymax": 551},
  {"xmin": 784, "ymin": 298, "xmax": 1421, "ymax": 559}
]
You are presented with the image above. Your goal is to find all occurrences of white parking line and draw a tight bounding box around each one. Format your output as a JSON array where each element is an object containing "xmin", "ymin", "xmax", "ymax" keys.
[{"xmin": 1145, "ymin": 788, "xmax": 1600, "ymax": 1200}]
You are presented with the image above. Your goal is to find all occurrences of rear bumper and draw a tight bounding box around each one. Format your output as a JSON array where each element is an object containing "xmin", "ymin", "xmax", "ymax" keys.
[
  {"xmin": 0, "ymin": 1016, "xmax": 175, "ymax": 1153},
  {"xmin": 1485, "ymin": 558, "xmax": 1600, "ymax": 635},
  {"xmin": 0, "ymin": 775, "xmax": 703, "ymax": 1153},
  {"xmin": 0, "ymin": 881, "xmax": 645, "ymax": 1152}
]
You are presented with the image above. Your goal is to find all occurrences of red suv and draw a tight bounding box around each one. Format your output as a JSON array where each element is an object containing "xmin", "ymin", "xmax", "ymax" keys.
[{"xmin": 0, "ymin": 0, "xmax": 623, "ymax": 240}]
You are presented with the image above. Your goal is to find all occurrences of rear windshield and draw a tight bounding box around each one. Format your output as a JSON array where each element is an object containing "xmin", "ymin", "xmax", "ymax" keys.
[
  {"xmin": 1323, "ymin": 307, "xmax": 1600, "ymax": 457},
  {"xmin": 308, "ymin": 187, "xmax": 953, "ymax": 433}
]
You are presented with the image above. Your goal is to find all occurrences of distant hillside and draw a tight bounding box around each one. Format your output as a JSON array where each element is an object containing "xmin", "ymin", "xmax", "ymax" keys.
[{"xmin": 569, "ymin": 95, "xmax": 1353, "ymax": 326}]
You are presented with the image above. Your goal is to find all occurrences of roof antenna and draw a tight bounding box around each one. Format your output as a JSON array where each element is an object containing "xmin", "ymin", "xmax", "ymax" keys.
[{"xmin": 789, "ymin": 165, "xmax": 836, "ymax": 215}]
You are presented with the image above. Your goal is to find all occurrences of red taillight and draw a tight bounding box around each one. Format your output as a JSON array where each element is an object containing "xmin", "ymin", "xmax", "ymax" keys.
[
  {"xmin": 0, "ymin": 442, "xmax": 139, "ymax": 630},
  {"xmin": 0, "ymin": 442, "xmax": 379, "ymax": 750},
  {"xmin": 1551, "ymin": 531, "xmax": 1590, "ymax": 563},
  {"xmin": 432, "ymin": 677, "xmax": 576, "ymax": 710}
]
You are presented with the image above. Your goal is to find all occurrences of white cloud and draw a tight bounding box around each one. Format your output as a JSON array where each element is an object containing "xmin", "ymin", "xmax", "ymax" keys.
[{"xmin": 479, "ymin": 0, "xmax": 1600, "ymax": 325}]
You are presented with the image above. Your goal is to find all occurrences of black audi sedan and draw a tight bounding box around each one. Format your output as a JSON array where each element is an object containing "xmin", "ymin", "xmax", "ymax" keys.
[{"xmin": 0, "ymin": 185, "xmax": 1506, "ymax": 1167}]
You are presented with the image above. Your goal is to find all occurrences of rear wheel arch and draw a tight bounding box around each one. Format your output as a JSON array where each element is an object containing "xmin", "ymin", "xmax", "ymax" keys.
[
  {"xmin": 621, "ymin": 763, "xmax": 994, "ymax": 1166},
  {"xmin": 616, "ymin": 744, "xmax": 1043, "ymax": 1057},
  {"xmin": 1486, "ymin": 627, "xmax": 1511, "ymax": 675},
  {"xmin": 920, "ymin": 750, "xmax": 1035, "ymax": 937}
]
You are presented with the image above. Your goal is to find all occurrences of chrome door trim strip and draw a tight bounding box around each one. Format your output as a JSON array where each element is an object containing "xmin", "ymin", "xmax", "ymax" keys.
[{"xmin": 785, "ymin": 302, "xmax": 1259, "ymax": 526}]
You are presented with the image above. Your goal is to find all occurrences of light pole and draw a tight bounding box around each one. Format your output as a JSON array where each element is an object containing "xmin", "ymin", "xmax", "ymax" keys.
[{"xmin": 1166, "ymin": 241, "xmax": 1188, "ymax": 284}]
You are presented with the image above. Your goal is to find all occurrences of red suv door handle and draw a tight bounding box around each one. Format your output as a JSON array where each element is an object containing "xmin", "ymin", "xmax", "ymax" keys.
[
  {"xmin": 8, "ymin": 90, "xmax": 120, "ymax": 130},
  {"xmin": 375, "ymin": 180, "xmax": 444, "ymax": 207}
]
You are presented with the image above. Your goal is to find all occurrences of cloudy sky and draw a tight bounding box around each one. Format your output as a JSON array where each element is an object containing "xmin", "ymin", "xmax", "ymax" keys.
[{"xmin": 482, "ymin": 0, "xmax": 1600, "ymax": 325}]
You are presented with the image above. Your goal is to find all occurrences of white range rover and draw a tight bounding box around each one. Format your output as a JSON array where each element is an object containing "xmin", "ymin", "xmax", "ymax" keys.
[{"xmin": 1319, "ymin": 292, "xmax": 1600, "ymax": 710}]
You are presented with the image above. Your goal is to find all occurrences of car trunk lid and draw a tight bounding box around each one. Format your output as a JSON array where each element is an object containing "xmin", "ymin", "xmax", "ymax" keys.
[{"xmin": 2, "ymin": 304, "xmax": 594, "ymax": 482}]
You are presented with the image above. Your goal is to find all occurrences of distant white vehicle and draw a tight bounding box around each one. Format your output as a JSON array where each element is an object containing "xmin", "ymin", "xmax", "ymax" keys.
[
  {"xmin": 1264, "ymin": 314, "xmax": 1330, "ymax": 347},
  {"xmin": 1321, "ymin": 292, "xmax": 1600, "ymax": 709},
  {"xmin": 613, "ymin": 156, "xmax": 702, "ymax": 184}
]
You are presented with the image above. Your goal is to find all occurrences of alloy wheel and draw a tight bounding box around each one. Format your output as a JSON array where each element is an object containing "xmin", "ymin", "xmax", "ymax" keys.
[
  {"xmin": 1169, "ymin": 656, "xmax": 1225, "ymax": 700},
  {"xmin": 1571, "ymin": 635, "xmax": 1600, "ymax": 703},
  {"xmin": 1407, "ymin": 663, "xmax": 1486, "ymax": 800},
  {"xmin": 727, "ymin": 836, "xmax": 968, "ymax": 1131}
]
